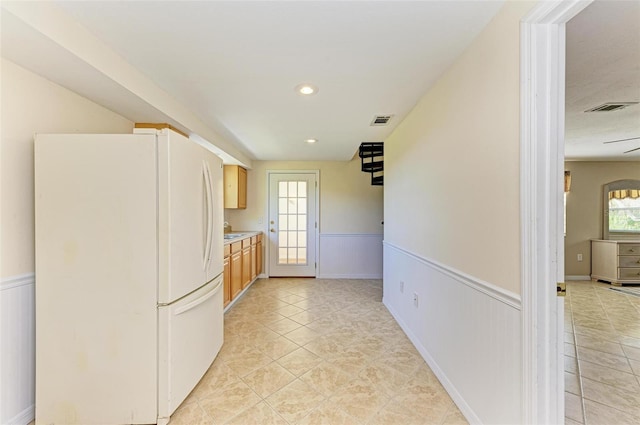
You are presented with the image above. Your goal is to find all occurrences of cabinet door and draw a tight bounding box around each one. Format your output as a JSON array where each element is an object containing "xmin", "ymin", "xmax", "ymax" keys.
[
  {"xmin": 251, "ymin": 244, "xmax": 257, "ymax": 280},
  {"xmin": 223, "ymin": 165, "xmax": 247, "ymax": 209},
  {"xmin": 242, "ymin": 247, "xmax": 251, "ymax": 288},
  {"xmin": 223, "ymin": 257, "xmax": 231, "ymax": 307},
  {"xmin": 230, "ymin": 252, "xmax": 242, "ymax": 298},
  {"xmin": 238, "ymin": 166, "xmax": 247, "ymax": 209},
  {"xmin": 256, "ymin": 240, "xmax": 263, "ymax": 275}
]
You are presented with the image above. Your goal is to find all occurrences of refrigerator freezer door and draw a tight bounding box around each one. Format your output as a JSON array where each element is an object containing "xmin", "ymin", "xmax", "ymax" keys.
[
  {"xmin": 158, "ymin": 130, "xmax": 220, "ymax": 303},
  {"xmin": 157, "ymin": 276, "xmax": 224, "ymax": 422},
  {"xmin": 35, "ymin": 134, "xmax": 158, "ymax": 425}
]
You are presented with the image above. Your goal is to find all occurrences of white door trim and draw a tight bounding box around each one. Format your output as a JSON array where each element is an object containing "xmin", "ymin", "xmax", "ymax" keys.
[
  {"xmin": 265, "ymin": 170, "xmax": 320, "ymax": 277},
  {"xmin": 520, "ymin": 1, "xmax": 593, "ymax": 423}
]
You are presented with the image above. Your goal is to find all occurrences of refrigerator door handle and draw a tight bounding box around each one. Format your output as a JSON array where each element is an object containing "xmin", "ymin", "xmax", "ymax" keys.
[
  {"xmin": 202, "ymin": 162, "xmax": 214, "ymax": 270},
  {"xmin": 174, "ymin": 278, "xmax": 223, "ymax": 315},
  {"xmin": 204, "ymin": 161, "xmax": 215, "ymax": 266}
]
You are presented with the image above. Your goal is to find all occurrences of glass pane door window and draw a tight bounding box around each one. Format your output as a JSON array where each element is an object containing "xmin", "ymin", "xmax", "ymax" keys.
[{"xmin": 278, "ymin": 181, "xmax": 308, "ymax": 264}]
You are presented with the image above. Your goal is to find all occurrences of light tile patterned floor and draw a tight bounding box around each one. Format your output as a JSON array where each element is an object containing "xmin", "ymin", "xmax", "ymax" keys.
[
  {"xmin": 565, "ymin": 281, "xmax": 640, "ymax": 425},
  {"xmin": 172, "ymin": 278, "xmax": 467, "ymax": 425}
]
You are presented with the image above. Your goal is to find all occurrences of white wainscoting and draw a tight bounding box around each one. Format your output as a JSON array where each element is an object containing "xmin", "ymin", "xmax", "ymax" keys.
[
  {"xmin": 0, "ymin": 273, "xmax": 35, "ymax": 425},
  {"xmin": 318, "ymin": 234, "xmax": 383, "ymax": 279},
  {"xmin": 383, "ymin": 243, "xmax": 522, "ymax": 425}
]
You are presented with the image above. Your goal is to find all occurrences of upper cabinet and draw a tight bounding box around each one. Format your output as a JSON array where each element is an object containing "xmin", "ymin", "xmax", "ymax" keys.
[{"xmin": 224, "ymin": 165, "xmax": 247, "ymax": 209}]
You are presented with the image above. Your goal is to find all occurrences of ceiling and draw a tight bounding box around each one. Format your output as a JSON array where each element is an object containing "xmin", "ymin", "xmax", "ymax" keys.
[
  {"xmin": 565, "ymin": 0, "xmax": 640, "ymax": 161},
  {"xmin": 2, "ymin": 0, "xmax": 504, "ymax": 162},
  {"xmin": 1, "ymin": 1, "xmax": 637, "ymax": 163}
]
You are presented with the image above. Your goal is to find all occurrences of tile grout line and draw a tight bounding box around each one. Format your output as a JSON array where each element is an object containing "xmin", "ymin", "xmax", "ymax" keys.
[{"xmin": 568, "ymin": 284, "xmax": 588, "ymax": 424}]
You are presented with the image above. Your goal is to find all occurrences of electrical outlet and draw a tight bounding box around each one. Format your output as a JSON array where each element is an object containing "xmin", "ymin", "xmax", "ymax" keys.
[
  {"xmin": 413, "ymin": 292, "xmax": 419, "ymax": 308},
  {"xmin": 400, "ymin": 281, "xmax": 404, "ymax": 293},
  {"xmin": 258, "ymin": 216, "xmax": 263, "ymax": 224},
  {"xmin": 577, "ymin": 253, "xmax": 583, "ymax": 262}
]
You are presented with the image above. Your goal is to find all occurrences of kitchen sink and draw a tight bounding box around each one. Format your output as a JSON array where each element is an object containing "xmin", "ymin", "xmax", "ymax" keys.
[{"xmin": 223, "ymin": 233, "xmax": 246, "ymax": 239}]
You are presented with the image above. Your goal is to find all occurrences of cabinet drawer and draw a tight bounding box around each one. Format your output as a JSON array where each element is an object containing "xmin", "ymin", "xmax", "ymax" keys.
[
  {"xmin": 619, "ymin": 256, "xmax": 640, "ymax": 268},
  {"xmin": 242, "ymin": 238, "xmax": 251, "ymax": 249},
  {"xmin": 231, "ymin": 241, "xmax": 242, "ymax": 253},
  {"xmin": 224, "ymin": 244, "xmax": 231, "ymax": 257},
  {"xmin": 618, "ymin": 268, "xmax": 640, "ymax": 280},
  {"xmin": 618, "ymin": 244, "xmax": 640, "ymax": 255},
  {"xmin": 257, "ymin": 233, "xmax": 262, "ymax": 242},
  {"xmin": 251, "ymin": 236, "xmax": 257, "ymax": 245}
]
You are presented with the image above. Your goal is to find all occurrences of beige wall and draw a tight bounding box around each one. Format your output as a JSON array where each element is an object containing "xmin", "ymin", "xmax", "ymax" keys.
[
  {"xmin": 225, "ymin": 157, "xmax": 384, "ymax": 235},
  {"xmin": 384, "ymin": 1, "xmax": 534, "ymax": 294},
  {"xmin": 1, "ymin": 59, "xmax": 134, "ymax": 278},
  {"xmin": 564, "ymin": 161, "xmax": 640, "ymax": 277}
]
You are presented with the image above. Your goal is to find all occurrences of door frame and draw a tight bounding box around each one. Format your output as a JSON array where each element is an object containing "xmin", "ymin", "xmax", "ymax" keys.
[
  {"xmin": 520, "ymin": 1, "xmax": 593, "ymax": 423},
  {"xmin": 265, "ymin": 170, "xmax": 320, "ymax": 278}
]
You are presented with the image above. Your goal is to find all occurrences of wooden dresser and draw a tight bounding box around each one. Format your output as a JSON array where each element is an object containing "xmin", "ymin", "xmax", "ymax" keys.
[{"xmin": 591, "ymin": 239, "xmax": 640, "ymax": 285}]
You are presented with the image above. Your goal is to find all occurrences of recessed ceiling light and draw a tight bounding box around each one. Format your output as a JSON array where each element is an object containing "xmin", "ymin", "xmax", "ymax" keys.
[
  {"xmin": 305, "ymin": 139, "xmax": 318, "ymax": 144},
  {"xmin": 295, "ymin": 83, "xmax": 318, "ymax": 95}
]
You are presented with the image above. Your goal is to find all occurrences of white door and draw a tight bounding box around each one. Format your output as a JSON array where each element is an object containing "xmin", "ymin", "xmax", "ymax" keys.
[
  {"xmin": 158, "ymin": 130, "xmax": 217, "ymax": 303},
  {"xmin": 268, "ymin": 172, "xmax": 318, "ymax": 277}
]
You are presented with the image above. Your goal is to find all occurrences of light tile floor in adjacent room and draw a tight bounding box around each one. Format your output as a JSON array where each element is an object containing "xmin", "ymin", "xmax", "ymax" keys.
[
  {"xmin": 565, "ymin": 280, "xmax": 640, "ymax": 425},
  {"xmin": 171, "ymin": 278, "xmax": 467, "ymax": 425}
]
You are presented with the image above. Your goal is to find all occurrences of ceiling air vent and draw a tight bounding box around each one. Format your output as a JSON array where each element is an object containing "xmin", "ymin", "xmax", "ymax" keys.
[
  {"xmin": 585, "ymin": 102, "xmax": 638, "ymax": 112},
  {"xmin": 370, "ymin": 115, "xmax": 393, "ymax": 126}
]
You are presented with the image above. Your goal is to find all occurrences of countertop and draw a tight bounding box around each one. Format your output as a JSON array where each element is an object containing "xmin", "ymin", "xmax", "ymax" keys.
[{"xmin": 223, "ymin": 231, "xmax": 262, "ymax": 245}]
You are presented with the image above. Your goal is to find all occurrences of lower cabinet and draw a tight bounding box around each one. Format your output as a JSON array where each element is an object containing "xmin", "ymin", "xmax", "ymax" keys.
[
  {"xmin": 224, "ymin": 233, "xmax": 264, "ymax": 308},
  {"xmin": 223, "ymin": 254, "xmax": 231, "ymax": 307},
  {"xmin": 250, "ymin": 236, "xmax": 257, "ymax": 281},
  {"xmin": 241, "ymin": 239, "xmax": 251, "ymax": 289},
  {"xmin": 230, "ymin": 241, "xmax": 243, "ymax": 299},
  {"xmin": 256, "ymin": 236, "xmax": 263, "ymax": 275}
]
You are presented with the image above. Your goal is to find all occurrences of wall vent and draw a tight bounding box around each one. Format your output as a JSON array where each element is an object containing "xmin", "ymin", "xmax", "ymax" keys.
[
  {"xmin": 370, "ymin": 115, "xmax": 393, "ymax": 126},
  {"xmin": 585, "ymin": 102, "xmax": 638, "ymax": 112}
]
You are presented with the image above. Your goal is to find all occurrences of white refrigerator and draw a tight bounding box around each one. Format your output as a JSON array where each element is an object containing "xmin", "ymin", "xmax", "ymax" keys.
[{"xmin": 34, "ymin": 128, "xmax": 224, "ymax": 425}]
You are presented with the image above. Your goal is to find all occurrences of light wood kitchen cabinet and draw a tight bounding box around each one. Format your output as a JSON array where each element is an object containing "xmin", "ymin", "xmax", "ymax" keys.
[
  {"xmin": 230, "ymin": 242, "xmax": 243, "ymax": 298},
  {"xmin": 223, "ymin": 165, "xmax": 247, "ymax": 209},
  {"xmin": 224, "ymin": 232, "xmax": 264, "ymax": 308},
  {"xmin": 250, "ymin": 236, "xmax": 257, "ymax": 280},
  {"xmin": 592, "ymin": 239, "xmax": 640, "ymax": 285},
  {"xmin": 241, "ymin": 239, "xmax": 251, "ymax": 289},
  {"xmin": 223, "ymin": 255, "xmax": 231, "ymax": 307},
  {"xmin": 256, "ymin": 234, "xmax": 263, "ymax": 275}
]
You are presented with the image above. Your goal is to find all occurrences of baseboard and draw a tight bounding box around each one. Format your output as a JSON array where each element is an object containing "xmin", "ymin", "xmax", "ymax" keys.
[
  {"xmin": 383, "ymin": 300, "xmax": 481, "ymax": 424},
  {"xmin": 5, "ymin": 404, "xmax": 34, "ymax": 425},
  {"xmin": 565, "ymin": 275, "xmax": 591, "ymax": 281},
  {"xmin": 317, "ymin": 273, "xmax": 382, "ymax": 279}
]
